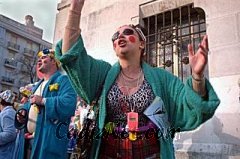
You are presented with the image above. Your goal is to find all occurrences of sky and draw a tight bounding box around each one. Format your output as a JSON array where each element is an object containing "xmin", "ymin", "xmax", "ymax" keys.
[{"xmin": 0, "ymin": 0, "xmax": 61, "ymax": 43}]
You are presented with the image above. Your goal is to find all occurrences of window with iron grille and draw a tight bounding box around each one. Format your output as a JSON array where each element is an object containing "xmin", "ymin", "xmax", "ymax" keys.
[{"xmin": 143, "ymin": 4, "xmax": 207, "ymax": 82}]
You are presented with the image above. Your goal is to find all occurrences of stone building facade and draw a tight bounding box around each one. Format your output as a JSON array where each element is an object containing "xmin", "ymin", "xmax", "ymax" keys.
[
  {"xmin": 53, "ymin": 0, "xmax": 240, "ymax": 158},
  {"xmin": 0, "ymin": 14, "xmax": 52, "ymax": 94}
]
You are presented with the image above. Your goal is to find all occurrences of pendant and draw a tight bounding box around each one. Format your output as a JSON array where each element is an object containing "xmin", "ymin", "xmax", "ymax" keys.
[
  {"xmin": 127, "ymin": 111, "xmax": 138, "ymax": 131},
  {"xmin": 129, "ymin": 132, "xmax": 137, "ymax": 141}
]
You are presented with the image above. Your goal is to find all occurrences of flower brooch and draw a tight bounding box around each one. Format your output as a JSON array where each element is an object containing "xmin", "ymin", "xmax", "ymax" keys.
[{"xmin": 49, "ymin": 83, "xmax": 59, "ymax": 91}]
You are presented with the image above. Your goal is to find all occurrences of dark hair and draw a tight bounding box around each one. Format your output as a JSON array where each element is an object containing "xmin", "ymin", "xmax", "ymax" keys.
[
  {"xmin": 0, "ymin": 99, "xmax": 13, "ymax": 107},
  {"xmin": 129, "ymin": 24, "xmax": 147, "ymax": 59}
]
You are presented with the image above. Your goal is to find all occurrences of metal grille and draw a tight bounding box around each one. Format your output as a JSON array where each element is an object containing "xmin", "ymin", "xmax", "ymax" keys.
[{"xmin": 143, "ymin": 4, "xmax": 206, "ymax": 82}]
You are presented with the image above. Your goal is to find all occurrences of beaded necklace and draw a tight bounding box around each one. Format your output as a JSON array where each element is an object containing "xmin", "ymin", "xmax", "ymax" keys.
[{"xmin": 120, "ymin": 69, "xmax": 142, "ymax": 112}]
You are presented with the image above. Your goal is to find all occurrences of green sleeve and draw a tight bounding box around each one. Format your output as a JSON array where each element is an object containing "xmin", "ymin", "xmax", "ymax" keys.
[
  {"xmin": 163, "ymin": 71, "xmax": 220, "ymax": 131},
  {"xmin": 55, "ymin": 36, "xmax": 111, "ymax": 103}
]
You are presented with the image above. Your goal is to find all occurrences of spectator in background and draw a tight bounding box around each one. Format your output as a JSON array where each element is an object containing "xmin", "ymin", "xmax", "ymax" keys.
[
  {"xmin": 15, "ymin": 49, "xmax": 77, "ymax": 159},
  {"xmin": 0, "ymin": 90, "xmax": 17, "ymax": 159}
]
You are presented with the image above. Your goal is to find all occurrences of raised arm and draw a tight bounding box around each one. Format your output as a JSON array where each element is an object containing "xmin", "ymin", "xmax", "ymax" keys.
[
  {"xmin": 62, "ymin": 0, "xmax": 85, "ymax": 53},
  {"xmin": 188, "ymin": 35, "xmax": 209, "ymax": 97}
]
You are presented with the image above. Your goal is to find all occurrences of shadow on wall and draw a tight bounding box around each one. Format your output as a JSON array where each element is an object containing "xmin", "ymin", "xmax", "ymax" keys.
[{"xmin": 187, "ymin": 116, "xmax": 240, "ymax": 159}]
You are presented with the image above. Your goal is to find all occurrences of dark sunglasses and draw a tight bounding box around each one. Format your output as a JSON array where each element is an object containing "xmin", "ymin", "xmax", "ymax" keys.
[
  {"xmin": 42, "ymin": 49, "xmax": 51, "ymax": 54},
  {"xmin": 112, "ymin": 28, "xmax": 135, "ymax": 42},
  {"xmin": 38, "ymin": 49, "xmax": 54, "ymax": 58}
]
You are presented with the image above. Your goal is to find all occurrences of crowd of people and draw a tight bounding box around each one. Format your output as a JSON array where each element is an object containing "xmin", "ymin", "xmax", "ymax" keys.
[
  {"xmin": 0, "ymin": 0, "xmax": 220, "ymax": 158},
  {"xmin": 0, "ymin": 81, "xmax": 90, "ymax": 159}
]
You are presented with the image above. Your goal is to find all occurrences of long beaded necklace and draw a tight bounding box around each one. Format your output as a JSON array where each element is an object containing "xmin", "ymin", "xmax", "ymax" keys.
[
  {"xmin": 120, "ymin": 69, "xmax": 142, "ymax": 112},
  {"xmin": 120, "ymin": 68, "xmax": 143, "ymax": 141}
]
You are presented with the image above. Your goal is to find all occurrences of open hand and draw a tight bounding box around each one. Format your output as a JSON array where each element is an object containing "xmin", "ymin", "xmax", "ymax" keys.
[{"xmin": 188, "ymin": 35, "xmax": 208, "ymax": 77}]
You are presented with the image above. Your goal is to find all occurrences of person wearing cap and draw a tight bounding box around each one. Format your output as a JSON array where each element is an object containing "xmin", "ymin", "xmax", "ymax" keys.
[
  {"xmin": 0, "ymin": 90, "xmax": 17, "ymax": 159},
  {"xmin": 15, "ymin": 49, "xmax": 77, "ymax": 159},
  {"xmin": 55, "ymin": 0, "xmax": 220, "ymax": 158}
]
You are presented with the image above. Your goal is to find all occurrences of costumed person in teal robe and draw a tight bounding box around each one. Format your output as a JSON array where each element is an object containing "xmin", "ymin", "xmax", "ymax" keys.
[
  {"xmin": 15, "ymin": 49, "xmax": 77, "ymax": 159},
  {"xmin": 55, "ymin": 0, "xmax": 220, "ymax": 158}
]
